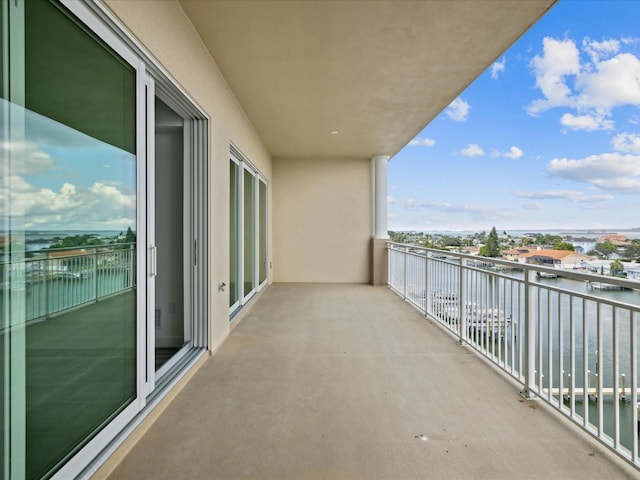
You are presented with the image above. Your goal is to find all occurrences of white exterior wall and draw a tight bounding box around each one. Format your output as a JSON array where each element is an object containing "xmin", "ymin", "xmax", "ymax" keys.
[{"xmin": 272, "ymin": 157, "xmax": 372, "ymax": 283}]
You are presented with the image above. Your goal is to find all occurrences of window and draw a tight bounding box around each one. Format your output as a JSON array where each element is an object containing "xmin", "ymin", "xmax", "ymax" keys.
[{"xmin": 230, "ymin": 148, "xmax": 267, "ymax": 316}]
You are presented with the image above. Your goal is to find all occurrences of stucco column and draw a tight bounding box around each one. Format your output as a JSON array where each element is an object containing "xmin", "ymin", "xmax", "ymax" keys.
[
  {"xmin": 373, "ymin": 155, "xmax": 390, "ymax": 239},
  {"xmin": 371, "ymin": 155, "xmax": 390, "ymax": 285}
]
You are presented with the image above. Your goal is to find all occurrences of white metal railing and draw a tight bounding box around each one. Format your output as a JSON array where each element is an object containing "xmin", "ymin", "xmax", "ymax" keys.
[
  {"xmin": 1, "ymin": 243, "xmax": 136, "ymax": 324},
  {"xmin": 387, "ymin": 241, "xmax": 640, "ymax": 468}
]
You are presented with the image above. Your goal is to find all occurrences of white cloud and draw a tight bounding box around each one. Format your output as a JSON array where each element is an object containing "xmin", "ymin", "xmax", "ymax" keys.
[
  {"xmin": 521, "ymin": 201, "xmax": 544, "ymax": 210},
  {"xmin": 514, "ymin": 189, "xmax": 614, "ymax": 203},
  {"xmin": 502, "ymin": 146, "xmax": 524, "ymax": 159},
  {"xmin": 445, "ymin": 98, "xmax": 470, "ymax": 122},
  {"xmin": 90, "ymin": 182, "xmax": 136, "ymax": 210},
  {"xmin": 547, "ymin": 153, "xmax": 640, "ymax": 193},
  {"xmin": 583, "ymin": 37, "xmax": 620, "ymax": 63},
  {"xmin": 528, "ymin": 37, "xmax": 580, "ymax": 115},
  {"xmin": 0, "ymin": 140, "xmax": 54, "ymax": 176},
  {"xmin": 575, "ymin": 53, "xmax": 640, "ymax": 110},
  {"xmin": 490, "ymin": 57, "xmax": 506, "ymax": 79},
  {"xmin": 408, "ymin": 137, "xmax": 436, "ymax": 147},
  {"xmin": 612, "ymin": 132, "xmax": 640, "ymax": 153},
  {"xmin": 388, "ymin": 197, "xmax": 490, "ymax": 215},
  {"xmin": 2, "ymin": 176, "xmax": 136, "ymax": 229},
  {"xmin": 460, "ymin": 144, "xmax": 484, "ymax": 157},
  {"xmin": 528, "ymin": 35, "xmax": 640, "ymax": 127},
  {"xmin": 590, "ymin": 177, "xmax": 640, "ymax": 191},
  {"xmin": 560, "ymin": 113, "xmax": 614, "ymax": 131}
]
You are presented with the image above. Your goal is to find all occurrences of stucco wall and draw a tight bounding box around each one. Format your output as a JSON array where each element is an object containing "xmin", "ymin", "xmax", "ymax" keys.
[
  {"xmin": 272, "ymin": 157, "xmax": 372, "ymax": 283},
  {"xmin": 102, "ymin": 0, "xmax": 272, "ymax": 352}
]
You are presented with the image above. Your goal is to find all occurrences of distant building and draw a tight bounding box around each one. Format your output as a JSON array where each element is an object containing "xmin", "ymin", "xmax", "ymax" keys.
[
  {"xmin": 502, "ymin": 247, "xmax": 530, "ymax": 262},
  {"xmin": 595, "ymin": 234, "xmax": 630, "ymax": 258},
  {"xmin": 598, "ymin": 234, "xmax": 629, "ymax": 245},
  {"xmin": 520, "ymin": 249, "xmax": 591, "ymax": 269},
  {"xmin": 460, "ymin": 246, "xmax": 480, "ymax": 256},
  {"xmin": 567, "ymin": 237, "xmax": 596, "ymax": 254},
  {"xmin": 626, "ymin": 267, "xmax": 640, "ymax": 281}
]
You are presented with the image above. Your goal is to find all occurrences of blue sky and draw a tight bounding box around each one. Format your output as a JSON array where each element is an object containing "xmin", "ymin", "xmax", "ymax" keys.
[{"xmin": 388, "ymin": 0, "xmax": 640, "ymax": 233}]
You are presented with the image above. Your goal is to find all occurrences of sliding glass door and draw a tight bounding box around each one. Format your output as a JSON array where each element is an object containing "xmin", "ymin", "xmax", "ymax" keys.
[
  {"xmin": 1, "ymin": 1, "xmax": 208, "ymax": 478},
  {"xmin": 2, "ymin": 1, "xmax": 138, "ymax": 478},
  {"xmin": 229, "ymin": 149, "xmax": 267, "ymax": 317},
  {"xmin": 229, "ymin": 158, "xmax": 240, "ymax": 311}
]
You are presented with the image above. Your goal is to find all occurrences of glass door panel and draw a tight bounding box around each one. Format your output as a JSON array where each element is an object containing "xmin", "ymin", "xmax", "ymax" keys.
[
  {"xmin": 229, "ymin": 160, "xmax": 239, "ymax": 309},
  {"xmin": 154, "ymin": 96, "xmax": 186, "ymax": 371},
  {"xmin": 258, "ymin": 179, "xmax": 267, "ymax": 286},
  {"xmin": 243, "ymin": 168, "xmax": 254, "ymax": 298},
  {"xmin": 3, "ymin": 1, "xmax": 138, "ymax": 478}
]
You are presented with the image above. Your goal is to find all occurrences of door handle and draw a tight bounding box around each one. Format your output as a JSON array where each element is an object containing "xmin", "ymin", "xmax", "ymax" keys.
[{"xmin": 149, "ymin": 245, "xmax": 157, "ymax": 277}]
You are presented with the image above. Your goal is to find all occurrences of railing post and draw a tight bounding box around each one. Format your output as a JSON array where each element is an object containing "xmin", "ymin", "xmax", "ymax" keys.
[
  {"xmin": 386, "ymin": 243, "xmax": 391, "ymax": 288},
  {"xmin": 93, "ymin": 248, "xmax": 99, "ymax": 303},
  {"xmin": 521, "ymin": 268, "xmax": 537, "ymax": 399},
  {"xmin": 425, "ymin": 251, "xmax": 431, "ymax": 317},
  {"xmin": 43, "ymin": 259, "xmax": 48, "ymax": 319},
  {"xmin": 458, "ymin": 257, "xmax": 467, "ymax": 346},
  {"xmin": 403, "ymin": 247, "xmax": 407, "ymax": 301},
  {"xmin": 130, "ymin": 244, "xmax": 135, "ymax": 289}
]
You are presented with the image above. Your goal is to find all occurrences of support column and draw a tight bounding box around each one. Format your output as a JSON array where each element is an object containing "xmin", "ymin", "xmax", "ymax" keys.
[
  {"xmin": 373, "ymin": 155, "xmax": 390, "ymax": 239},
  {"xmin": 371, "ymin": 155, "xmax": 390, "ymax": 285}
]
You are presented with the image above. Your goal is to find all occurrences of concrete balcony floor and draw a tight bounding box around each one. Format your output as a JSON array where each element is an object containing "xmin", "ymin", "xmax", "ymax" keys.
[{"xmin": 107, "ymin": 284, "xmax": 638, "ymax": 479}]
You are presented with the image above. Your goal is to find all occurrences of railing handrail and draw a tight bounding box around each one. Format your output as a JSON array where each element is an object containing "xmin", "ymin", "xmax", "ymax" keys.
[
  {"xmin": 387, "ymin": 240, "xmax": 640, "ymax": 291},
  {"xmin": 1, "ymin": 244, "xmax": 136, "ymax": 325}
]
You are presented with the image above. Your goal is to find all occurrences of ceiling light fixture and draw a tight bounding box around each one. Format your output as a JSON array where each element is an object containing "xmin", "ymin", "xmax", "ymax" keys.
[{"xmin": 330, "ymin": 130, "xmax": 339, "ymax": 135}]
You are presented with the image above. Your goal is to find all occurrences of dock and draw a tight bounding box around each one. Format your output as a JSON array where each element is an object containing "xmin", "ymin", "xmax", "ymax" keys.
[
  {"xmin": 588, "ymin": 281, "xmax": 629, "ymax": 291},
  {"xmin": 547, "ymin": 387, "xmax": 640, "ymax": 400}
]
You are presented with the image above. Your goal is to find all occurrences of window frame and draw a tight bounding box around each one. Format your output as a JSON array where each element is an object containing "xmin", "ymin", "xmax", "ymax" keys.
[{"xmin": 229, "ymin": 146, "xmax": 268, "ymax": 318}]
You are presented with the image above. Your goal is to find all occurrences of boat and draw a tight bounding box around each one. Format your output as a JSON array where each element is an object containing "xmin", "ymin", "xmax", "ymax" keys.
[
  {"xmin": 431, "ymin": 294, "xmax": 512, "ymax": 338},
  {"xmin": 536, "ymin": 271, "xmax": 557, "ymax": 279}
]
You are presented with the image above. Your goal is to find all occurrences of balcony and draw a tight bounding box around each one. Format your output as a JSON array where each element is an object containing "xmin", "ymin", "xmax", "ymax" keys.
[{"xmin": 100, "ymin": 278, "xmax": 639, "ymax": 478}]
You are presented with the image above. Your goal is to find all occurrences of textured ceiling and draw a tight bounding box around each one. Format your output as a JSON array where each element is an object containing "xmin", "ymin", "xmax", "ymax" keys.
[{"xmin": 180, "ymin": 0, "xmax": 556, "ymax": 159}]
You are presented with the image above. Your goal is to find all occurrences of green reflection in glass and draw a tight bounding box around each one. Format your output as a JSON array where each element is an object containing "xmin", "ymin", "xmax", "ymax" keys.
[
  {"xmin": 259, "ymin": 180, "xmax": 267, "ymax": 285},
  {"xmin": 1, "ymin": 4, "xmax": 5, "ymax": 477},
  {"xmin": 25, "ymin": 0, "xmax": 135, "ymax": 154},
  {"xmin": 229, "ymin": 160, "xmax": 239, "ymax": 308},
  {"xmin": 243, "ymin": 169, "xmax": 254, "ymax": 297},
  {"xmin": 1, "ymin": 0, "xmax": 137, "ymax": 477},
  {"xmin": 15, "ymin": 104, "xmax": 137, "ymax": 480}
]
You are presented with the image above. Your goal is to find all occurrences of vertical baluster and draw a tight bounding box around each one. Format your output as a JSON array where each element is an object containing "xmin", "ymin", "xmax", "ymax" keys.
[
  {"xmin": 93, "ymin": 248, "xmax": 98, "ymax": 303},
  {"xmin": 557, "ymin": 292, "xmax": 563, "ymax": 409},
  {"xmin": 569, "ymin": 296, "xmax": 576, "ymax": 418},
  {"xmin": 612, "ymin": 306, "xmax": 620, "ymax": 449},
  {"xmin": 582, "ymin": 298, "xmax": 589, "ymax": 429},
  {"xmin": 510, "ymin": 280, "xmax": 515, "ymax": 376},
  {"xmin": 537, "ymin": 288, "xmax": 543, "ymax": 394},
  {"xmin": 597, "ymin": 303, "xmax": 604, "ymax": 439},
  {"xmin": 547, "ymin": 289, "xmax": 553, "ymax": 402},
  {"xmin": 631, "ymin": 310, "xmax": 638, "ymax": 464},
  {"xmin": 521, "ymin": 269, "xmax": 536, "ymax": 398},
  {"xmin": 458, "ymin": 258, "xmax": 467, "ymax": 345},
  {"xmin": 402, "ymin": 248, "xmax": 407, "ymax": 301},
  {"xmin": 425, "ymin": 251, "xmax": 431, "ymax": 318}
]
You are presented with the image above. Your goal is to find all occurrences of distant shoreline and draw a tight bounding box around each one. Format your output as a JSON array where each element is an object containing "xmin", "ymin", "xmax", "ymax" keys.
[{"xmin": 390, "ymin": 228, "xmax": 640, "ymax": 239}]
